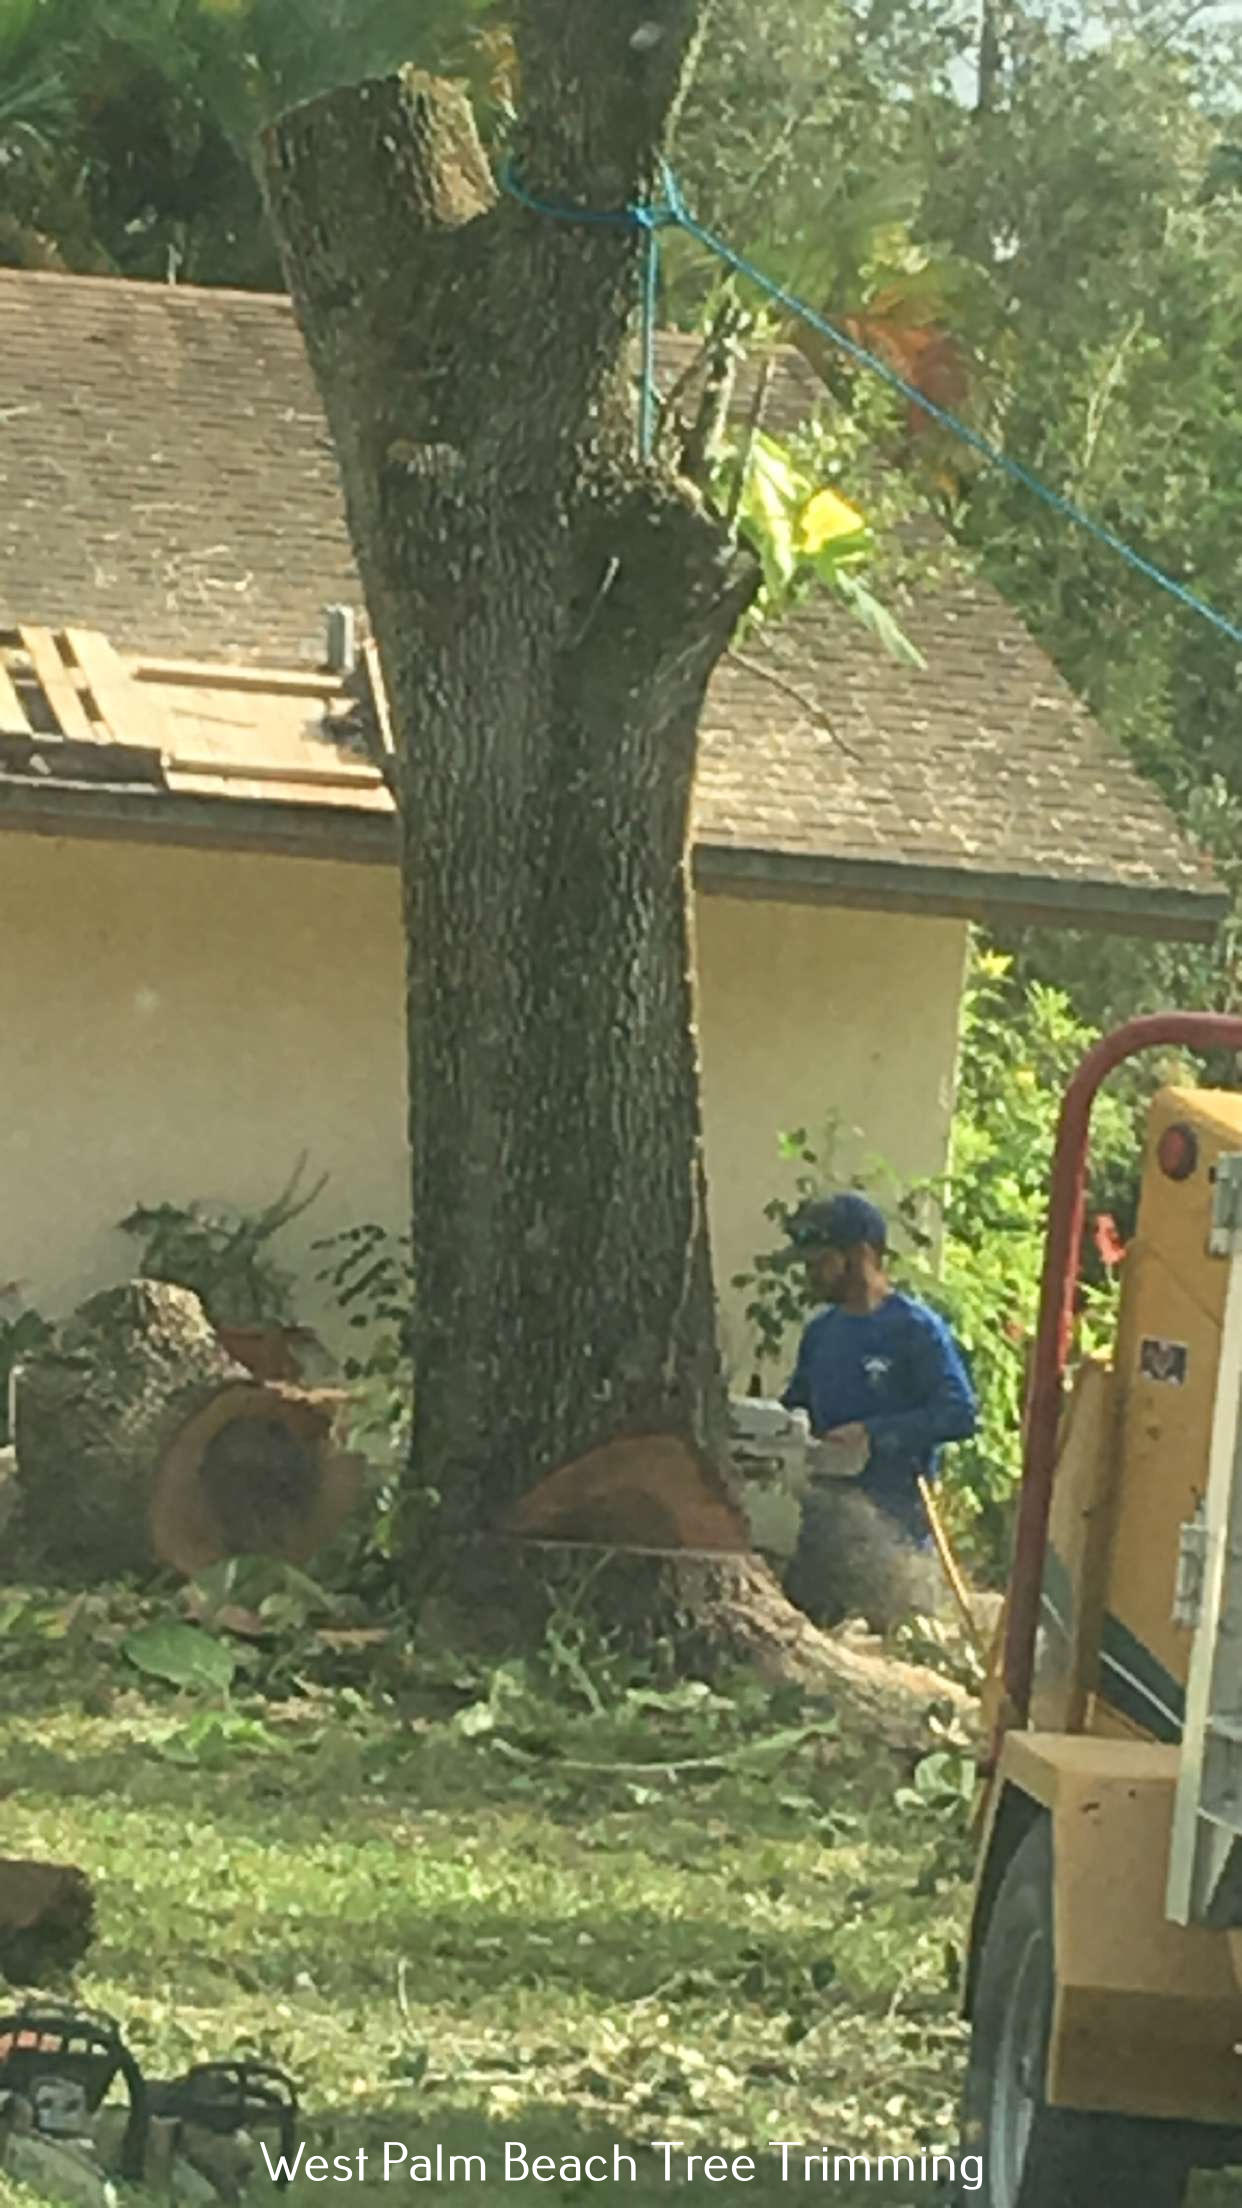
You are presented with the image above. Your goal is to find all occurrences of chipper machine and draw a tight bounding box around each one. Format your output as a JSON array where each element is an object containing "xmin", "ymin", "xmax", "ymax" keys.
[{"xmin": 964, "ymin": 1014, "xmax": 1242, "ymax": 2206}]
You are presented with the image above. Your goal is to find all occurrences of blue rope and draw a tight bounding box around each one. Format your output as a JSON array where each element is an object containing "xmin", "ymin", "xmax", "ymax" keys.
[
  {"xmin": 499, "ymin": 157, "xmax": 1242, "ymax": 652},
  {"xmin": 499, "ymin": 158, "xmax": 676, "ymax": 459}
]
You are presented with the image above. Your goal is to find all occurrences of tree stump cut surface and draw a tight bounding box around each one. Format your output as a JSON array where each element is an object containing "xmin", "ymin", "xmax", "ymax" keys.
[
  {"xmin": 500, "ymin": 1433, "xmax": 749, "ymax": 1550},
  {"xmin": 12, "ymin": 1281, "xmax": 361, "ymax": 1581}
]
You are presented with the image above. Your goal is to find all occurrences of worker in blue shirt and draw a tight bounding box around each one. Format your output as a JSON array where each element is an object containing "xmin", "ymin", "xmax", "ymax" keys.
[{"xmin": 781, "ymin": 1190, "xmax": 977, "ymax": 1626}]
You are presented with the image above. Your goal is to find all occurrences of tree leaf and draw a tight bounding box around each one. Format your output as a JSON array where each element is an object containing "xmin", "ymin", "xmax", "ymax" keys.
[
  {"xmin": 122, "ymin": 1620, "xmax": 237, "ymax": 1694},
  {"xmin": 454, "ymin": 1700, "xmax": 496, "ymax": 1737},
  {"xmin": 797, "ymin": 486, "xmax": 867, "ymax": 555},
  {"xmin": 831, "ymin": 571, "xmax": 925, "ymax": 668}
]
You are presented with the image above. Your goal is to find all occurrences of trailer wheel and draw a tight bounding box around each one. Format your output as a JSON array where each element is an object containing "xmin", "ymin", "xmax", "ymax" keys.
[{"xmin": 961, "ymin": 1820, "xmax": 1195, "ymax": 2208}]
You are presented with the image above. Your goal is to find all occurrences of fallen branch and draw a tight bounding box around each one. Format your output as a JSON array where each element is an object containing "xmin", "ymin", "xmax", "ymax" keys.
[
  {"xmin": 487, "ymin": 1722, "xmax": 833, "ymax": 1779},
  {"xmin": 726, "ymin": 647, "xmax": 865, "ymax": 764}
]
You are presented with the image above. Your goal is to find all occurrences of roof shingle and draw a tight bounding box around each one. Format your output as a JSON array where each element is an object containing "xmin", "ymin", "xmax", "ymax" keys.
[{"xmin": 0, "ymin": 268, "xmax": 1219, "ymax": 933}]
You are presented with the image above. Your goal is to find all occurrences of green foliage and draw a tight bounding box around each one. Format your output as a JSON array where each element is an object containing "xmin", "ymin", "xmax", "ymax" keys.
[
  {"xmin": 116, "ymin": 1156, "xmax": 325, "ymax": 1326},
  {"xmin": 116, "ymin": 1560, "xmax": 364, "ymax": 1757},
  {"xmin": 716, "ymin": 417, "xmax": 926, "ymax": 665},
  {"xmin": 734, "ymin": 946, "xmax": 1139, "ymax": 1576},
  {"xmin": 939, "ymin": 73, "xmax": 1242, "ymax": 845},
  {"xmin": 677, "ymin": 0, "xmax": 1242, "ymax": 1034},
  {"xmin": 121, "ymin": 1616, "xmax": 238, "ymax": 1694},
  {"xmin": 0, "ymin": 0, "xmax": 74, "ymax": 157},
  {"xmin": 313, "ymin": 1221, "xmax": 415, "ymax": 1572},
  {"xmin": 675, "ymin": 0, "xmax": 974, "ymax": 326},
  {"xmin": 894, "ymin": 1746, "xmax": 977, "ymax": 1822},
  {"xmin": 191, "ymin": 1551, "xmax": 339, "ymax": 1633},
  {"xmin": 155, "ymin": 1704, "xmax": 292, "ymax": 1767},
  {"xmin": 903, "ymin": 952, "xmax": 1133, "ymax": 1548},
  {"xmin": 0, "ymin": 0, "xmax": 505, "ymax": 281},
  {"xmin": 0, "ymin": 1571, "xmax": 976, "ymax": 2170}
]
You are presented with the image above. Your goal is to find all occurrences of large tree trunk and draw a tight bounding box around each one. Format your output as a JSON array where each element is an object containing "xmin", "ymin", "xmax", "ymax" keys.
[
  {"xmin": 263, "ymin": 8, "xmax": 757, "ymax": 1572},
  {"xmin": 260, "ymin": 12, "xmax": 975, "ymax": 1753}
]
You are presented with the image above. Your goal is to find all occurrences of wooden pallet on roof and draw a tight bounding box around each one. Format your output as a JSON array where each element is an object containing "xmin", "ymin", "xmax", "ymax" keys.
[{"xmin": 0, "ymin": 626, "xmax": 168, "ymax": 782}]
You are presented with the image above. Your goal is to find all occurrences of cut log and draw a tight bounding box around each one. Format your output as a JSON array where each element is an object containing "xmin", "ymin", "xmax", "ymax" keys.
[
  {"xmin": 149, "ymin": 1378, "xmax": 362, "ymax": 1576},
  {"xmin": 0, "ymin": 1861, "xmax": 94, "ymax": 1984},
  {"xmin": 11, "ymin": 1281, "xmax": 362, "ymax": 1582}
]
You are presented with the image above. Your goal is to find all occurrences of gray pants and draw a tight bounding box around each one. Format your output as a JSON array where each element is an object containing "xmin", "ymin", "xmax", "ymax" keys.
[{"xmin": 785, "ymin": 1482, "xmax": 941, "ymax": 1636}]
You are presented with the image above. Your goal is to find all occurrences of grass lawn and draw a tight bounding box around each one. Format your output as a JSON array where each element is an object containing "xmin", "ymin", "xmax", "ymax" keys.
[{"xmin": 0, "ymin": 1582, "xmax": 1237, "ymax": 2206}]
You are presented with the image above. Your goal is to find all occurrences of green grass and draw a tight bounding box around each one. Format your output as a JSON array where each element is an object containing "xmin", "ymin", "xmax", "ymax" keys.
[{"xmin": 0, "ymin": 1586, "xmax": 1237, "ymax": 2207}]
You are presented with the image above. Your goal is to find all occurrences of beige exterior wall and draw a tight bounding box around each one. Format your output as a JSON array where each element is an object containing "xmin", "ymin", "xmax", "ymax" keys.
[
  {"xmin": 0, "ymin": 835, "xmax": 966, "ymax": 1376},
  {"xmin": 2, "ymin": 835, "xmax": 410, "ymax": 1358},
  {"xmin": 695, "ymin": 894, "xmax": 968, "ymax": 1383}
]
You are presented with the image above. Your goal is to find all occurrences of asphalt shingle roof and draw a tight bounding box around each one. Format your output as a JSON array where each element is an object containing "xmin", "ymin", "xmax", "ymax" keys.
[{"xmin": 0, "ymin": 269, "xmax": 1220, "ymax": 933}]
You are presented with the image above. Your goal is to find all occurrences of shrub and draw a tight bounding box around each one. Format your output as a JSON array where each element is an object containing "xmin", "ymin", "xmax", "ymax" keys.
[
  {"xmin": 312, "ymin": 1222, "xmax": 414, "ymax": 1579},
  {"xmin": 117, "ymin": 1157, "xmax": 326, "ymax": 1327}
]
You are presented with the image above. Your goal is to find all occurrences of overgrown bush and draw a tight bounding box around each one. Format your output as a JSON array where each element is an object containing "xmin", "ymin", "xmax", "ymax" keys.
[{"xmin": 733, "ymin": 948, "xmax": 1141, "ymax": 1579}]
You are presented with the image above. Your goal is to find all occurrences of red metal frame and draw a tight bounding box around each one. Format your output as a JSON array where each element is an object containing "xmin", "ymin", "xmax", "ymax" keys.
[{"xmin": 999, "ymin": 1012, "xmax": 1242, "ymax": 1747}]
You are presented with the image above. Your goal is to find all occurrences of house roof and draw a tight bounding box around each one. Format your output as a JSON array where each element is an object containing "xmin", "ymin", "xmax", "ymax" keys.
[{"xmin": 0, "ymin": 268, "xmax": 1222, "ymax": 939}]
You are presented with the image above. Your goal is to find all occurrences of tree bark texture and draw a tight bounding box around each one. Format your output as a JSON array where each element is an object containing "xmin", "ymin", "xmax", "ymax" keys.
[
  {"xmin": 11, "ymin": 1282, "xmax": 360, "ymax": 1581},
  {"xmin": 263, "ymin": 7, "xmax": 759, "ymax": 1566}
]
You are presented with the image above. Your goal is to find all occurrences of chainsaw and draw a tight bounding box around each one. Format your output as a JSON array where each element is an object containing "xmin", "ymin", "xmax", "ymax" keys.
[{"xmin": 0, "ymin": 2002, "xmax": 299, "ymax": 2205}]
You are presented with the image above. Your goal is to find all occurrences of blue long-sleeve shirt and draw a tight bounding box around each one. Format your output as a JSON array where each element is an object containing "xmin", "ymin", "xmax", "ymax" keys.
[{"xmin": 782, "ymin": 1291, "xmax": 977, "ymax": 1543}]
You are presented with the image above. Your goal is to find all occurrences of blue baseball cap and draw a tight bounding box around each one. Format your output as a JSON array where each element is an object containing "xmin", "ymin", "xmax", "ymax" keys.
[{"xmin": 788, "ymin": 1191, "xmax": 887, "ymax": 1254}]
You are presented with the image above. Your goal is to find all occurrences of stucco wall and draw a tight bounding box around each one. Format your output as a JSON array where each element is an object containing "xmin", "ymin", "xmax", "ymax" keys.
[
  {"xmin": 695, "ymin": 894, "xmax": 968, "ymax": 1384},
  {"xmin": 0, "ymin": 835, "xmax": 966, "ymax": 1376}
]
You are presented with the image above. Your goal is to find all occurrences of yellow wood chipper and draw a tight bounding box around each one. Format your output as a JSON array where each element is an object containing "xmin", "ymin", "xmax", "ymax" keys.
[{"xmin": 964, "ymin": 1013, "xmax": 1242, "ymax": 2207}]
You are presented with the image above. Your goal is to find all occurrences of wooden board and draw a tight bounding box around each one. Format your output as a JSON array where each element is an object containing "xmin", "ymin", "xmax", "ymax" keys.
[
  {"xmin": 18, "ymin": 625, "xmax": 94, "ymax": 740},
  {"xmin": 135, "ymin": 655, "xmax": 341, "ymax": 697},
  {"xmin": 170, "ymin": 754, "xmax": 383, "ymax": 790},
  {"xmin": 0, "ymin": 732, "xmax": 164, "ymax": 784},
  {"xmin": 0, "ymin": 657, "xmax": 30, "ymax": 737},
  {"xmin": 65, "ymin": 626, "xmax": 165, "ymax": 750},
  {"xmin": 362, "ymin": 638, "xmax": 396, "ymax": 756}
]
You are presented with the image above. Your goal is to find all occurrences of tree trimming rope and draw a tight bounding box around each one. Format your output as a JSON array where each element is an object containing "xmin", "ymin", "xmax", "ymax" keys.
[{"xmin": 499, "ymin": 157, "xmax": 1242, "ymax": 652}]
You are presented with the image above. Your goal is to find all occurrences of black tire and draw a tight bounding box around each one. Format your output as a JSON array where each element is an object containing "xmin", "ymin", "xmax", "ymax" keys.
[{"xmin": 961, "ymin": 1819, "xmax": 1196, "ymax": 2208}]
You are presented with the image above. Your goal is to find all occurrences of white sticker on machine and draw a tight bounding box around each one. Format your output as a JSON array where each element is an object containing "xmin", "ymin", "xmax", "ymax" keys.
[{"xmin": 1139, "ymin": 1336, "xmax": 1188, "ymax": 1386}]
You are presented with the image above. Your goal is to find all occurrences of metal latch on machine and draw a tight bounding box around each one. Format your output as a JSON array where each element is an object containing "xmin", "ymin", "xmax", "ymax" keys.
[
  {"xmin": 1210, "ymin": 1153, "xmax": 1242, "ymax": 1253},
  {"xmin": 1173, "ymin": 1499, "xmax": 1209, "ymax": 1629}
]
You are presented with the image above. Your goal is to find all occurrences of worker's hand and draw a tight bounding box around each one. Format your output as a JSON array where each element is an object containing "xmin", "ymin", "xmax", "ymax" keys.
[{"xmin": 820, "ymin": 1421, "xmax": 868, "ymax": 1448}]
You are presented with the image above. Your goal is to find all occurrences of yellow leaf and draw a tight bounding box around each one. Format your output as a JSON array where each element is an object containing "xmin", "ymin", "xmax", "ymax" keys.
[{"xmin": 797, "ymin": 487, "xmax": 866, "ymax": 554}]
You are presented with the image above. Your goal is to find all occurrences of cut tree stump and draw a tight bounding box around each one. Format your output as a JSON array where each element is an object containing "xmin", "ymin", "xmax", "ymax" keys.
[
  {"xmin": 449, "ymin": 1538, "xmax": 976, "ymax": 1756},
  {"xmin": 0, "ymin": 1861, "xmax": 94, "ymax": 1984},
  {"xmin": 500, "ymin": 1432, "xmax": 749, "ymax": 1550},
  {"xmin": 11, "ymin": 1280, "xmax": 362, "ymax": 1582},
  {"xmin": 487, "ymin": 1438, "xmax": 971, "ymax": 1752}
]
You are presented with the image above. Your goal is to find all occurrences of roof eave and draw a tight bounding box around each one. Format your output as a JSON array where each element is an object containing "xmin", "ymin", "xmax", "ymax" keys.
[
  {"xmin": 692, "ymin": 842, "xmax": 1225, "ymax": 944},
  {"xmin": 0, "ymin": 777, "xmax": 1223, "ymax": 942}
]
